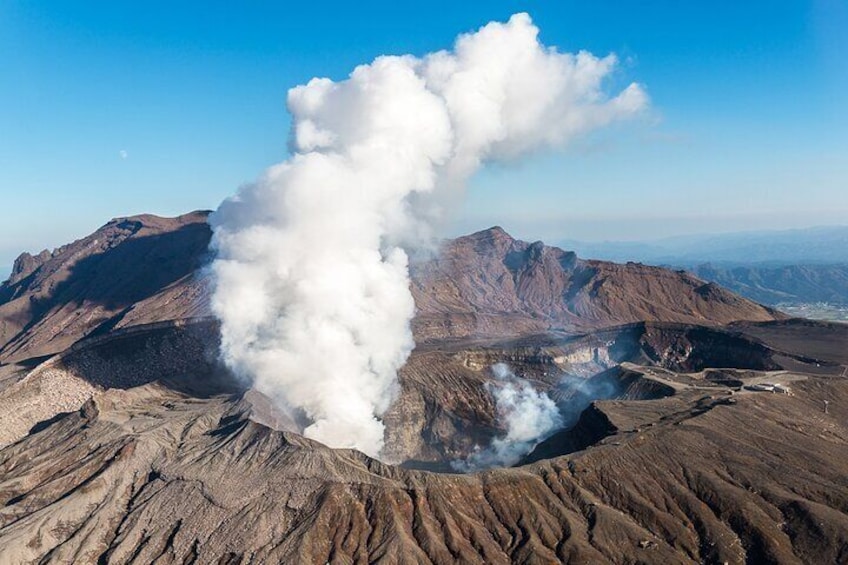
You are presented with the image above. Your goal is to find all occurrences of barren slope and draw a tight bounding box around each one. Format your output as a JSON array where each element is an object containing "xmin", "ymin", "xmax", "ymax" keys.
[
  {"xmin": 2, "ymin": 213, "xmax": 838, "ymax": 564},
  {"xmin": 410, "ymin": 227, "xmax": 783, "ymax": 341},
  {"xmin": 0, "ymin": 215, "xmax": 783, "ymax": 364},
  {"xmin": 0, "ymin": 326, "xmax": 845, "ymax": 564},
  {"xmin": 0, "ymin": 212, "xmax": 211, "ymax": 363}
]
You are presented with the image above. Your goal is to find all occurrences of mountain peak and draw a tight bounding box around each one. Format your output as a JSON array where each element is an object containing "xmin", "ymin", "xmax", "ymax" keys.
[{"xmin": 466, "ymin": 225, "xmax": 514, "ymax": 241}]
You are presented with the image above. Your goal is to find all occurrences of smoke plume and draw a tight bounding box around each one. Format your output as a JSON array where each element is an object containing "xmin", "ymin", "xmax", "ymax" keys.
[
  {"xmin": 454, "ymin": 363, "xmax": 563, "ymax": 471},
  {"xmin": 210, "ymin": 13, "xmax": 647, "ymax": 458}
]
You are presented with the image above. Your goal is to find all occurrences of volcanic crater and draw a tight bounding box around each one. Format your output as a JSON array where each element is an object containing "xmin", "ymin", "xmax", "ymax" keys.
[{"xmin": 1, "ymin": 213, "xmax": 846, "ymax": 564}]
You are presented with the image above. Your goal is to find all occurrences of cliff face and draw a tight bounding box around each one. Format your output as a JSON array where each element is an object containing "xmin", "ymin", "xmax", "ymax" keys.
[{"xmin": 0, "ymin": 215, "xmax": 782, "ymax": 363}]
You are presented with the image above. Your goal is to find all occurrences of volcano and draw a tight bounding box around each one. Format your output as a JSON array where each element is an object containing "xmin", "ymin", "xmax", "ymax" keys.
[{"xmin": 1, "ymin": 213, "xmax": 846, "ymax": 564}]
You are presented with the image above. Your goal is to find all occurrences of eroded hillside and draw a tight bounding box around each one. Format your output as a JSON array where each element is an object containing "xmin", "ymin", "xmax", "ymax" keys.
[
  {"xmin": 0, "ymin": 319, "xmax": 846, "ymax": 564},
  {"xmin": 0, "ymin": 213, "xmax": 782, "ymax": 364},
  {"xmin": 1, "ymin": 213, "xmax": 844, "ymax": 564}
]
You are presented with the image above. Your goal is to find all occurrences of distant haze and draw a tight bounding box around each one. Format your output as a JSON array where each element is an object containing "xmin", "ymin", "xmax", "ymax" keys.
[
  {"xmin": 5, "ymin": 223, "xmax": 848, "ymax": 287},
  {"xmin": 559, "ymin": 225, "xmax": 848, "ymax": 266}
]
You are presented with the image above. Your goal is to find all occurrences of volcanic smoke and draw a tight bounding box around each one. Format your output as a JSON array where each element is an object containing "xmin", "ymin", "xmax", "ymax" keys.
[
  {"xmin": 453, "ymin": 363, "xmax": 563, "ymax": 471},
  {"xmin": 210, "ymin": 13, "xmax": 647, "ymax": 458}
]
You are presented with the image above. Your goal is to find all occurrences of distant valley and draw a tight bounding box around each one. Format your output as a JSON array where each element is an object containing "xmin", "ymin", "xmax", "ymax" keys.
[
  {"xmin": 560, "ymin": 225, "xmax": 848, "ymax": 265},
  {"xmin": 686, "ymin": 263, "xmax": 848, "ymax": 321},
  {"xmin": 560, "ymin": 226, "xmax": 848, "ymax": 319}
]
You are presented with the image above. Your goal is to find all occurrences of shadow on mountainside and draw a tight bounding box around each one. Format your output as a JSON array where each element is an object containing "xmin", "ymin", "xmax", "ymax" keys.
[
  {"xmin": 57, "ymin": 320, "xmax": 242, "ymax": 398},
  {"xmin": 0, "ymin": 221, "xmax": 213, "ymax": 360},
  {"xmin": 28, "ymin": 221, "xmax": 211, "ymax": 311}
]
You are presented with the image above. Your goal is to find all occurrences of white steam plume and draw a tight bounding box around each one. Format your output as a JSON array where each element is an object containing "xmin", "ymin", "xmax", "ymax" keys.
[
  {"xmin": 454, "ymin": 363, "xmax": 563, "ymax": 471},
  {"xmin": 210, "ymin": 13, "xmax": 647, "ymax": 458}
]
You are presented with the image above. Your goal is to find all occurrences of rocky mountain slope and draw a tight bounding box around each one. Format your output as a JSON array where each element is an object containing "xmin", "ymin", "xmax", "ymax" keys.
[
  {"xmin": 2, "ymin": 212, "xmax": 844, "ymax": 564},
  {"xmin": 410, "ymin": 226, "xmax": 782, "ymax": 341},
  {"xmin": 0, "ymin": 212, "xmax": 211, "ymax": 363},
  {"xmin": 0, "ymin": 318, "xmax": 845, "ymax": 564},
  {"xmin": 0, "ymin": 213, "xmax": 781, "ymax": 364}
]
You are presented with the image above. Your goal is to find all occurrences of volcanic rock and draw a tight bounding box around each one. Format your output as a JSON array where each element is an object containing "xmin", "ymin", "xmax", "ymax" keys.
[
  {"xmin": 0, "ymin": 214, "xmax": 782, "ymax": 364},
  {"xmin": 1, "ymin": 212, "xmax": 843, "ymax": 564}
]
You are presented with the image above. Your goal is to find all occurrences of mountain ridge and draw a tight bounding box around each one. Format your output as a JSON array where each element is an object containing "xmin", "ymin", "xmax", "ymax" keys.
[
  {"xmin": 0, "ymin": 212, "xmax": 782, "ymax": 364},
  {"xmin": 0, "ymin": 212, "xmax": 846, "ymax": 564},
  {"xmin": 688, "ymin": 263, "xmax": 848, "ymax": 306}
]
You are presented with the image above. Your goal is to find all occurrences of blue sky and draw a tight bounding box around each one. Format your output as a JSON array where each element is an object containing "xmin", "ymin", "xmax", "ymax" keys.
[{"xmin": 1, "ymin": 1, "xmax": 846, "ymax": 272}]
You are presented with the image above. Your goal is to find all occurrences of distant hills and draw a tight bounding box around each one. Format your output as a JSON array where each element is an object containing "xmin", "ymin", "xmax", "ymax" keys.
[
  {"xmin": 689, "ymin": 263, "xmax": 848, "ymax": 306},
  {"xmin": 560, "ymin": 226, "xmax": 848, "ymax": 308},
  {"xmin": 560, "ymin": 225, "xmax": 848, "ymax": 266}
]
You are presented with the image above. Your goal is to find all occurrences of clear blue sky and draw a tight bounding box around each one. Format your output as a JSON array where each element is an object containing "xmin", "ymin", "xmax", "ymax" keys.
[{"xmin": 1, "ymin": 1, "xmax": 846, "ymax": 272}]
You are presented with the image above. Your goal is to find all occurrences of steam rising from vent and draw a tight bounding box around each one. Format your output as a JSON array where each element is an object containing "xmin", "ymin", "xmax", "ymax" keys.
[
  {"xmin": 210, "ymin": 13, "xmax": 647, "ymax": 458},
  {"xmin": 454, "ymin": 363, "xmax": 563, "ymax": 471}
]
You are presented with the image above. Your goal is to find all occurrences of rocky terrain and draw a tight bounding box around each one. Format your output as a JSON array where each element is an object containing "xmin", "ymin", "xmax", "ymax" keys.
[
  {"xmin": 410, "ymin": 226, "xmax": 782, "ymax": 342},
  {"xmin": 0, "ymin": 317, "xmax": 845, "ymax": 564},
  {"xmin": 0, "ymin": 213, "xmax": 846, "ymax": 564},
  {"xmin": 0, "ymin": 212, "xmax": 212, "ymax": 363},
  {"xmin": 0, "ymin": 212, "xmax": 781, "ymax": 363}
]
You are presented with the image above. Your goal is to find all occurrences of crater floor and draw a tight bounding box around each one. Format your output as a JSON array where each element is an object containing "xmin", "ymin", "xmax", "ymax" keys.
[{"xmin": 1, "ymin": 319, "xmax": 846, "ymax": 563}]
